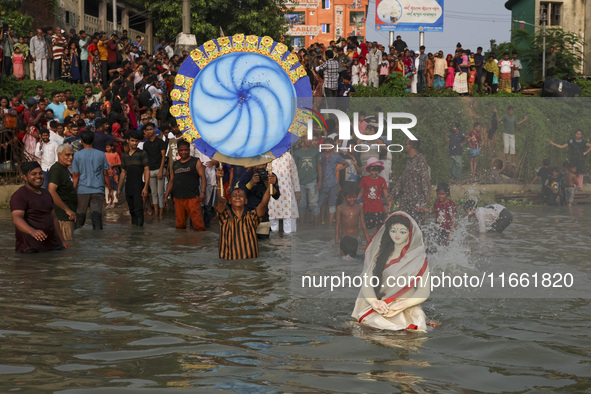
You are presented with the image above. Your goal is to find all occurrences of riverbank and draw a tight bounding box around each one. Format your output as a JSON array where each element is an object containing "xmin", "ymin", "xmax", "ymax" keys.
[{"xmin": 2, "ymin": 183, "xmax": 590, "ymax": 209}]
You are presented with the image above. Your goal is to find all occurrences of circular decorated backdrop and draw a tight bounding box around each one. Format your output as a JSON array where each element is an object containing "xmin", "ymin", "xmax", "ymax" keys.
[{"xmin": 170, "ymin": 35, "xmax": 312, "ymax": 166}]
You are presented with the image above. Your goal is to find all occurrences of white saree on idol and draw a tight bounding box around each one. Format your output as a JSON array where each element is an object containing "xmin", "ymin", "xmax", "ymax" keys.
[{"xmin": 352, "ymin": 212, "xmax": 431, "ymax": 331}]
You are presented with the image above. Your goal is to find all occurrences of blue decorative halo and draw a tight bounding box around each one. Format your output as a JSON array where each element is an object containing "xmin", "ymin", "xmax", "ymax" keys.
[{"xmin": 170, "ymin": 34, "xmax": 312, "ymax": 166}]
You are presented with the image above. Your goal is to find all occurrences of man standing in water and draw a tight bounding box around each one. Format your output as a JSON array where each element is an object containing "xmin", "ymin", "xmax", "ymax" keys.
[
  {"xmin": 164, "ymin": 140, "xmax": 207, "ymax": 231},
  {"xmin": 10, "ymin": 161, "xmax": 68, "ymax": 253},
  {"xmin": 48, "ymin": 143, "xmax": 77, "ymax": 241},
  {"xmin": 215, "ymin": 166, "xmax": 274, "ymax": 260},
  {"xmin": 390, "ymin": 139, "xmax": 431, "ymax": 223}
]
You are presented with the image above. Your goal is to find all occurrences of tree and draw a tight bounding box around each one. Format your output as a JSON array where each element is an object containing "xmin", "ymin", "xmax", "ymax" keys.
[
  {"xmin": 0, "ymin": 0, "xmax": 34, "ymax": 37},
  {"xmin": 512, "ymin": 27, "xmax": 585, "ymax": 80},
  {"xmin": 142, "ymin": 0, "xmax": 289, "ymax": 44},
  {"xmin": 487, "ymin": 39, "xmax": 518, "ymax": 59}
]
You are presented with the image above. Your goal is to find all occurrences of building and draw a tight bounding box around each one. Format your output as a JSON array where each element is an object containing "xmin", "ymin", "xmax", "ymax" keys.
[
  {"xmin": 22, "ymin": 0, "xmax": 154, "ymax": 53},
  {"xmin": 285, "ymin": 0, "xmax": 369, "ymax": 49},
  {"xmin": 505, "ymin": 0, "xmax": 590, "ymax": 77}
]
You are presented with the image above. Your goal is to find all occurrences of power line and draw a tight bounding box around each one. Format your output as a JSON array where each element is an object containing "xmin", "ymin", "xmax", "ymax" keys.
[
  {"xmin": 445, "ymin": 15, "xmax": 511, "ymax": 22},
  {"xmin": 446, "ymin": 10, "xmax": 511, "ymax": 17}
]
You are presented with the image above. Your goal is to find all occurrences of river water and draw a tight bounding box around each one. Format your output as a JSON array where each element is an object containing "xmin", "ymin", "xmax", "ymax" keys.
[{"xmin": 0, "ymin": 205, "xmax": 590, "ymax": 393}]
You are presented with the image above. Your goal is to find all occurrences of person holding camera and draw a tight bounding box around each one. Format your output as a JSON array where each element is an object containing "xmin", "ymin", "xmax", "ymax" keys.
[
  {"xmin": 1, "ymin": 24, "xmax": 15, "ymax": 75},
  {"xmin": 238, "ymin": 163, "xmax": 280, "ymax": 239}
]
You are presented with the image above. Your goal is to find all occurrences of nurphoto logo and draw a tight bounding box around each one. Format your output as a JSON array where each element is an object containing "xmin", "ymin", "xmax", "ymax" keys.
[{"xmin": 305, "ymin": 109, "xmax": 418, "ymax": 153}]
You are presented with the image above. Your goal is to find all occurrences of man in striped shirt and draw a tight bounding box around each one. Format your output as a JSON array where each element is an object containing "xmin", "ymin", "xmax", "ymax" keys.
[
  {"xmin": 51, "ymin": 27, "xmax": 66, "ymax": 81},
  {"xmin": 215, "ymin": 166, "xmax": 274, "ymax": 260}
]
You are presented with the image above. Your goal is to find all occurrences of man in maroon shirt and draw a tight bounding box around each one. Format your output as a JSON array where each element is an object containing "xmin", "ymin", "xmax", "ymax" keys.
[
  {"xmin": 10, "ymin": 161, "xmax": 68, "ymax": 253},
  {"xmin": 106, "ymin": 34, "xmax": 119, "ymax": 76}
]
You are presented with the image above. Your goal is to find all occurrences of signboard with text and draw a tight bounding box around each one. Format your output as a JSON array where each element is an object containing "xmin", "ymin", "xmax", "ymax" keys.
[
  {"xmin": 287, "ymin": 25, "xmax": 322, "ymax": 36},
  {"xmin": 375, "ymin": 0, "xmax": 444, "ymax": 32},
  {"xmin": 285, "ymin": 0, "xmax": 320, "ymax": 8}
]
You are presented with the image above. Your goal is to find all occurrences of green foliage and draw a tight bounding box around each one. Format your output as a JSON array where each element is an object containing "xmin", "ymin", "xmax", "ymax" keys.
[
  {"xmin": 0, "ymin": 76, "xmax": 96, "ymax": 99},
  {"xmin": 0, "ymin": 0, "xmax": 34, "ymax": 37},
  {"xmin": 573, "ymin": 78, "xmax": 591, "ymax": 97},
  {"xmin": 512, "ymin": 27, "xmax": 585, "ymax": 81},
  {"xmin": 354, "ymin": 74, "xmax": 409, "ymax": 98},
  {"xmin": 345, "ymin": 97, "xmax": 591, "ymax": 185},
  {"xmin": 487, "ymin": 39, "xmax": 519, "ymax": 58},
  {"xmin": 417, "ymin": 88, "xmax": 460, "ymax": 97},
  {"xmin": 143, "ymin": 0, "xmax": 289, "ymax": 44}
]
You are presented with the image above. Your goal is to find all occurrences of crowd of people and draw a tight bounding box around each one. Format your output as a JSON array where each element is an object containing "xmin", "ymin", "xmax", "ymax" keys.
[
  {"xmin": 1, "ymin": 26, "xmax": 180, "ymax": 85},
  {"xmin": 296, "ymin": 35, "xmax": 537, "ymax": 95},
  {"xmin": 0, "ymin": 32, "xmax": 585, "ymax": 268},
  {"xmin": 7, "ymin": 31, "xmax": 581, "ymax": 335}
]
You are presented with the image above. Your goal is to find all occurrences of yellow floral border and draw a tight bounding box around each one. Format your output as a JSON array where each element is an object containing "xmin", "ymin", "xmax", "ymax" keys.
[{"xmin": 170, "ymin": 34, "xmax": 308, "ymax": 145}]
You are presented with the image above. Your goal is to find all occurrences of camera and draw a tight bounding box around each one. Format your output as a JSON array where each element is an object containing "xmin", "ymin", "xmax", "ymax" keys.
[
  {"xmin": 1, "ymin": 22, "xmax": 8, "ymax": 33},
  {"xmin": 257, "ymin": 170, "xmax": 268, "ymax": 182}
]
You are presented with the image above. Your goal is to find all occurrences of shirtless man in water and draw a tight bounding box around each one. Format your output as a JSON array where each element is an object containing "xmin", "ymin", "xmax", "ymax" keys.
[{"xmin": 335, "ymin": 190, "xmax": 370, "ymax": 247}]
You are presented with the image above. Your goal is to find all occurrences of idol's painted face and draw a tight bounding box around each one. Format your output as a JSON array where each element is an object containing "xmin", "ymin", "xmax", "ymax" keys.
[{"xmin": 389, "ymin": 223, "xmax": 410, "ymax": 247}]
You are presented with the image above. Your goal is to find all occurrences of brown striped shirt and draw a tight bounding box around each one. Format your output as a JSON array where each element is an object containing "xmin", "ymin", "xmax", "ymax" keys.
[{"xmin": 218, "ymin": 209, "xmax": 261, "ymax": 260}]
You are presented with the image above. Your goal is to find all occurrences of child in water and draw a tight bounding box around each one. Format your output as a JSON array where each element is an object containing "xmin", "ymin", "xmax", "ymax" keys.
[
  {"xmin": 544, "ymin": 167, "xmax": 561, "ymax": 206},
  {"xmin": 420, "ymin": 183, "xmax": 457, "ymax": 245},
  {"xmin": 335, "ymin": 186, "xmax": 370, "ymax": 260},
  {"xmin": 357, "ymin": 159, "xmax": 389, "ymax": 230},
  {"xmin": 105, "ymin": 142, "xmax": 121, "ymax": 207},
  {"xmin": 565, "ymin": 164, "xmax": 577, "ymax": 207}
]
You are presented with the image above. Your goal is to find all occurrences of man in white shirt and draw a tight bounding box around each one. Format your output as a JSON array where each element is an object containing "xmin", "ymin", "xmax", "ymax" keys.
[
  {"xmin": 367, "ymin": 43, "xmax": 382, "ymax": 88},
  {"xmin": 498, "ymin": 52, "xmax": 513, "ymax": 93},
  {"xmin": 48, "ymin": 120, "xmax": 64, "ymax": 145},
  {"xmin": 511, "ymin": 51, "xmax": 522, "ymax": 93},
  {"xmin": 30, "ymin": 29, "xmax": 49, "ymax": 81},
  {"xmin": 35, "ymin": 129, "xmax": 59, "ymax": 188},
  {"xmin": 464, "ymin": 200, "xmax": 513, "ymax": 233},
  {"xmin": 165, "ymin": 41, "xmax": 174, "ymax": 59}
]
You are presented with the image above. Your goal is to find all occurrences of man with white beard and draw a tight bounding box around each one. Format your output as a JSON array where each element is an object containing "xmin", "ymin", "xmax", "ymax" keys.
[{"xmin": 367, "ymin": 42, "xmax": 382, "ymax": 88}]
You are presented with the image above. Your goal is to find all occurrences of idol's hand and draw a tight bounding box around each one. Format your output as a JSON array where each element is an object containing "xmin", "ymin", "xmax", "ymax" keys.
[
  {"xmin": 387, "ymin": 297, "xmax": 409, "ymax": 312},
  {"xmin": 371, "ymin": 300, "xmax": 388, "ymax": 314}
]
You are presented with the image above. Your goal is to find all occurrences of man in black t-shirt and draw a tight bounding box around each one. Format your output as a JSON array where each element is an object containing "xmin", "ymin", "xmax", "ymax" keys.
[
  {"xmin": 164, "ymin": 140, "xmax": 206, "ymax": 231},
  {"xmin": 118, "ymin": 131, "xmax": 149, "ymax": 226},
  {"xmin": 393, "ymin": 36, "xmax": 408, "ymax": 54},
  {"xmin": 142, "ymin": 122, "xmax": 167, "ymax": 218},
  {"xmin": 527, "ymin": 158, "xmax": 551, "ymax": 203},
  {"xmin": 443, "ymin": 123, "xmax": 466, "ymax": 181},
  {"xmin": 48, "ymin": 143, "xmax": 78, "ymax": 241}
]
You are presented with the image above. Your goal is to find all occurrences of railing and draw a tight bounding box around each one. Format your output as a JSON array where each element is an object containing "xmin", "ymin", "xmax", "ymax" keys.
[
  {"xmin": 82, "ymin": 14, "xmax": 152, "ymax": 53},
  {"xmin": 84, "ymin": 14, "xmax": 101, "ymax": 34}
]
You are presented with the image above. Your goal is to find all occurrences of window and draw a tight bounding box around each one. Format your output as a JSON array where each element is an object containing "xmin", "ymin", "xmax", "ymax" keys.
[
  {"xmin": 350, "ymin": 11, "xmax": 364, "ymax": 26},
  {"xmin": 322, "ymin": 24, "xmax": 331, "ymax": 33},
  {"xmin": 322, "ymin": 0, "xmax": 330, "ymax": 10},
  {"xmin": 84, "ymin": 0, "xmax": 100, "ymax": 18},
  {"xmin": 285, "ymin": 12, "xmax": 305, "ymax": 26},
  {"xmin": 288, "ymin": 36, "xmax": 306, "ymax": 50},
  {"xmin": 65, "ymin": 11, "xmax": 70, "ymax": 24},
  {"xmin": 540, "ymin": 2, "xmax": 562, "ymax": 26},
  {"xmin": 550, "ymin": 3, "xmax": 561, "ymax": 26}
]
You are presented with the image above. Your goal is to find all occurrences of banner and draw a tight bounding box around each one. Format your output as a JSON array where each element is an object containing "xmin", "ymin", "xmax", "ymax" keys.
[
  {"xmin": 375, "ymin": 0, "xmax": 444, "ymax": 32},
  {"xmin": 285, "ymin": 0, "xmax": 320, "ymax": 8},
  {"xmin": 287, "ymin": 25, "xmax": 322, "ymax": 36}
]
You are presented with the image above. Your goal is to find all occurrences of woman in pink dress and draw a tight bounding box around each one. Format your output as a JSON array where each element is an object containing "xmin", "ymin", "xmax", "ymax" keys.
[
  {"xmin": 12, "ymin": 47, "xmax": 25, "ymax": 80},
  {"xmin": 445, "ymin": 60, "xmax": 456, "ymax": 88}
]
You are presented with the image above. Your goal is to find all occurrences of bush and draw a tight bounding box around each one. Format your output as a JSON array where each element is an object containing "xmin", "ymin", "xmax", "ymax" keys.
[
  {"xmin": 0, "ymin": 76, "xmax": 96, "ymax": 100},
  {"xmin": 354, "ymin": 73, "xmax": 409, "ymax": 98},
  {"xmin": 573, "ymin": 78, "xmax": 591, "ymax": 97}
]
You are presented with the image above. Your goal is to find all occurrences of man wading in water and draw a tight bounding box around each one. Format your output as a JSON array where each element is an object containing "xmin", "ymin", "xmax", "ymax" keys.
[{"xmin": 215, "ymin": 166, "xmax": 275, "ymax": 260}]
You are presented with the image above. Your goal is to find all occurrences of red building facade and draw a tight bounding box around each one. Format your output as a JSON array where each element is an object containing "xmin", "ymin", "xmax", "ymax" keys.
[{"xmin": 285, "ymin": 0, "xmax": 369, "ymax": 49}]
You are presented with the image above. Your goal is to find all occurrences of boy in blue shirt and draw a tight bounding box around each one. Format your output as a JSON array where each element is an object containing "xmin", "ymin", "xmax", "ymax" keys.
[{"xmin": 318, "ymin": 138, "xmax": 348, "ymax": 225}]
